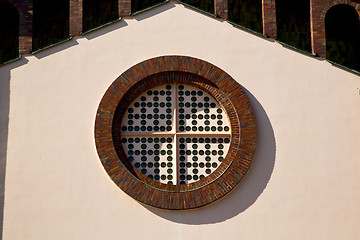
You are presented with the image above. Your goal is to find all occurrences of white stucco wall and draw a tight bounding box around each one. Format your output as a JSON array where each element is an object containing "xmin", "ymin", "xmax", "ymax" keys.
[{"xmin": 1, "ymin": 2, "xmax": 360, "ymax": 239}]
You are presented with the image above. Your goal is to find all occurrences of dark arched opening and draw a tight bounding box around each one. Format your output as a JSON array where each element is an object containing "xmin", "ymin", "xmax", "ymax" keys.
[
  {"xmin": 131, "ymin": 0, "xmax": 166, "ymax": 14},
  {"xmin": 180, "ymin": 0, "xmax": 214, "ymax": 14},
  {"xmin": 228, "ymin": 0, "xmax": 262, "ymax": 33},
  {"xmin": 33, "ymin": 0, "xmax": 69, "ymax": 51},
  {"xmin": 0, "ymin": 1, "xmax": 19, "ymax": 64},
  {"xmin": 276, "ymin": 0, "xmax": 311, "ymax": 52},
  {"xmin": 326, "ymin": 4, "xmax": 360, "ymax": 71},
  {"xmin": 83, "ymin": 0, "xmax": 118, "ymax": 32}
]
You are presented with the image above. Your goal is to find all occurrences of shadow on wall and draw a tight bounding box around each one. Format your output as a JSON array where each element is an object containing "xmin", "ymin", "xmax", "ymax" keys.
[
  {"xmin": 131, "ymin": 1, "xmax": 220, "ymax": 22},
  {"xmin": 143, "ymin": 88, "xmax": 276, "ymax": 224},
  {"xmin": 132, "ymin": 1, "xmax": 176, "ymax": 21},
  {"xmin": 83, "ymin": 2, "xmax": 177, "ymax": 40},
  {"xmin": 0, "ymin": 58, "xmax": 28, "ymax": 240},
  {"xmin": 0, "ymin": 65, "xmax": 10, "ymax": 240},
  {"xmin": 83, "ymin": 20, "xmax": 128, "ymax": 41},
  {"xmin": 32, "ymin": 38, "xmax": 79, "ymax": 59}
]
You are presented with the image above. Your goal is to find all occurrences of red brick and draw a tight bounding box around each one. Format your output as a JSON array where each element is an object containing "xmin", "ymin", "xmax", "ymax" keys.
[{"xmin": 95, "ymin": 56, "xmax": 258, "ymax": 210}]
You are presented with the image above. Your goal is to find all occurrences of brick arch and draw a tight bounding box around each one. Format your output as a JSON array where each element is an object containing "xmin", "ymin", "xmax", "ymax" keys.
[
  {"xmin": 320, "ymin": 0, "xmax": 360, "ymax": 21},
  {"xmin": 311, "ymin": 0, "xmax": 360, "ymax": 58},
  {"xmin": 0, "ymin": 0, "xmax": 32, "ymax": 17},
  {"xmin": 0, "ymin": 0, "xmax": 32, "ymax": 54},
  {"xmin": 323, "ymin": 2, "xmax": 360, "ymax": 70}
]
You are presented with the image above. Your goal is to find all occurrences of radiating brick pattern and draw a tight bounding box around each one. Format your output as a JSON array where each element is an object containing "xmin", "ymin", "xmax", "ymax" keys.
[
  {"xmin": 262, "ymin": 0, "xmax": 276, "ymax": 38},
  {"xmin": 95, "ymin": 56, "xmax": 257, "ymax": 210},
  {"xmin": 311, "ymin": 0, "xmax": 360, "ymax": 57},
  {"xmin": 70, "ymin": 0, "xmax": 82, "ymax": 36}
]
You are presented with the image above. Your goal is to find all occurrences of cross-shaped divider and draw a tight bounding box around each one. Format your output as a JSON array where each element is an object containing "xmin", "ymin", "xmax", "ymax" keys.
[{"xmin": 121, "ymin": 83, "xmax": 231, "ymax": 185}]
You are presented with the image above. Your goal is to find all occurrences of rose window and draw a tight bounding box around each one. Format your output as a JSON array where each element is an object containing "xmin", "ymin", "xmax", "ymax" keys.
[{"xmin": 120, "ymin": 83, "xmax": 231, "ymax": 185}]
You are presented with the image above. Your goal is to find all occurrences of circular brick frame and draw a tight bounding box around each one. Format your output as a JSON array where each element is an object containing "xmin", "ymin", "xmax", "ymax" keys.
[{"xmin": 95, "ymin": 56, "xmax": 257, "ymax": 210}]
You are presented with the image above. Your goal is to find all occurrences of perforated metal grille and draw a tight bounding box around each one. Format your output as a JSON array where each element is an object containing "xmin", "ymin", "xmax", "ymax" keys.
[{"xmin": 121, "ymin": 84, "xmax": 231, "ymax": 185}]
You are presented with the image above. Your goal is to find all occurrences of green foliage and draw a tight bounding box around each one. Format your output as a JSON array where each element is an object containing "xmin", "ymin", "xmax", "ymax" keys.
[
  {"xmin": 0, "ymin": 2, "xmax": 19, "ymax": 64},
  {"xmin": 131, "ymin": 0, "xmax": 166, "ymax": 14},
  {"xmin": 276, "ymin": 0, "xmax": 311, "ymax": 52},
  {"xmin": 326, "ymin": 5, "xmax": 360, "ymax": 71},
  {"xmin": 83, "ymin": 0, "xmax": 118, "ymax": 32},
  {"xmin": 228, "ymin": 0, "xmax": 262, "ymax": 33},
  {"xmin": 181, "ymin": 0, "xmax": 214, "ymax": 14}
]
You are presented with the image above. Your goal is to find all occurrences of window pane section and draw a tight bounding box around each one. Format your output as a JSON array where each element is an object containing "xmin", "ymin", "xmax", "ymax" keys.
[
  {"xmin": 0, "ymin": 2, "xmax": 19, "ymax": 63},
  {"xmin": 177, "ymin": 84, "xmax": 230, "ymax": 133},
  {"xmin": 33, "ymin": 0, "xmax": 69, "ymax": 51},
  {"xmin": 326, "ymin": 4, "xmax": 360, "ymax": 71},
  {"xmin": 228, "ymin": 0, "xmax": 262, "ymax": 33},
  {"xmin": 131, "ymin": 0, "xmax": 165, "ymax": 14},
  {"xmin": 121, "ymin": 85, "xmax": 174, "ymax": 133},
  {"xmin": 179, "ymin": 137, "xmax": 230, "ymax": 184},
  {"xmin": 83, "ymin": 0, "xmax": 118, "ymax": 32},
  {"xmin": 181, "ymin": 0, "xmax": 214, "ymax": 14},
  {"xmin": 120, "ymin": 84, "xmax": 231, "ymax": 185},
  {"xmin": 276, "ymin": 0, "xmax": 311, "ymax": 52},
  {"xmin": 122, "ymin": 137, "xmax": 175, "ymax": 184}
]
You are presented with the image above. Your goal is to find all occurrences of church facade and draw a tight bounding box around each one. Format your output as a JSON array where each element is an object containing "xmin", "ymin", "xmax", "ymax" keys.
[{"xmin": 1, "ymin": 1, "xmax": 360, "ymax": 239}]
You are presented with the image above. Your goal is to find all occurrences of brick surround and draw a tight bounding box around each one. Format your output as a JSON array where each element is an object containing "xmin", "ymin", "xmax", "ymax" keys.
[
  {"xmin": 95, "ymin": 56, "xmax": 258, "ymax": 210},
  {"xmin": 119, "ymin": 0, "xmax": 131, "ymax": 17},
  {"xmin": 1, "ymin": 0, "xmax": 33, "ymax": 54},
  {"xmin": 262, "ymin": 0, "xmax": 276, "ymax": 38},
  {"xmin": 311, "ymin": 0, "xmax": 360, "ymax": 57},
  {"xmin": 3, "ymin": 0, "xmax": 360, "ymax": 61},
  {"xmin": 70, "ymin": 0, "xmax": 82, "ymax": 36},
  {"xmin": 215, "ymin": 0, "xmax": 228, "ymax": 18}
]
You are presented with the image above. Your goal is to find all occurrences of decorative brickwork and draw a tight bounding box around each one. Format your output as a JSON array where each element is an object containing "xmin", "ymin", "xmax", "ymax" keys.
[
  {"xmin": 95, "ymin": 56, "xmax": 257, "ymax": 210},
  {"xmin": 5, "ymin": 0, "xmax": 360, "ymax": 68},
  {"xmin": 262, "ymin": 0, "xmax": 276, "ymax": 38},
  {"xmin": 215, "ymin": 0, "xmax": 228, "ymax": 18},
  {"xmin": 4, "ymin": 0, "xmax": 360, "ymax": 61},
  {"xmin": 311, "ymin": 0, "xmax": 360, "ymax": 57},
  {"xmin": 119, "ymin": 0, "xmax": 131, "ymax": 17},
  {"xmin": 1, "ymin": 0, "xmax": 33, "ymax": 54},
  {"xmin": 70, "ymin": 0, "xmax": 82, "ymax": 36}
]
